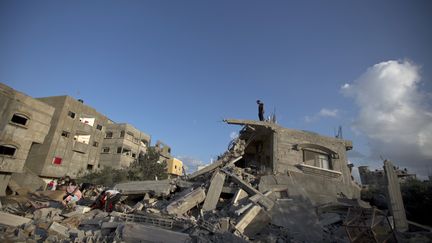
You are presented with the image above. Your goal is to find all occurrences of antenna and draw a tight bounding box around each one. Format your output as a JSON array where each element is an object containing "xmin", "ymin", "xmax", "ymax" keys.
[{"xmin": 271, "ymin": 107, "xmax": 277, "ymax": 123}]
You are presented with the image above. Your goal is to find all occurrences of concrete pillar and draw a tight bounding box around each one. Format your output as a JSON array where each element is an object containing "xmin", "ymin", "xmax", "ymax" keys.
[
  {"xmin": 383, "ymin": 160, "xmax": 408, "ymax": 232},
  {"xmin": 202, "ymin": 170, "xmax": 226, "ymax": 212}
]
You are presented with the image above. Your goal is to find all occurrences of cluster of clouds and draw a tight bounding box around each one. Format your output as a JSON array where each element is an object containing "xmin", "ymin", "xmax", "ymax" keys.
[
  {"xmin": 342, "ymin": 60, "xmax": 432, "ymax": 173},
  {"xmin": 177, "ymin": 155, "xmax": 208, "ymax": 174},
  {"xmin": 305, "ymin": 108, "xmax": 339, "ymax": 123}
]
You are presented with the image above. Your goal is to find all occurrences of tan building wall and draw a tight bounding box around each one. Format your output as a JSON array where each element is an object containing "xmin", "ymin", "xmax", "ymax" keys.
[
  {"xmin": 99, "ymin": 123, "xmax": 151, "ymax": 169},
  {"xmin": 25, "ymin": 96, "xmax": 109, "ymax": 178},
  {"xmin": 0, "ymin": 83, "xmax": 54, "ymax": 195}
]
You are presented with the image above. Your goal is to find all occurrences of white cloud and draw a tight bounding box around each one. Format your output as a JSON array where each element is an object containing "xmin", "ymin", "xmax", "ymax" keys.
[
  {"xmin": 176, "ymin": 156, "xmax": 207, "ymax": 174},
  {"xmin": 319, "ymin": 108, "xmax": 339, "ymax": 117},
  {"xmin": 304, "ymin": 108, "xmax": 339, "ymax": 122},
  {"xmin": 342, "ymin": 60, "xmax": 432, "ymax": 173}
]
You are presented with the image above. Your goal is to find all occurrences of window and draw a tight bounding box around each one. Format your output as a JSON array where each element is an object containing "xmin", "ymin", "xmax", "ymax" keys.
[
  {"xmin": 102, "ymin": 147, "xmax": 110, "ymax": 153},
  {"xmin": 79, "ymin": 117, "xmax": 95, "ymax": 126},
  {"xmin": 53, "ymin": 157, "xmax": 62, "ymax": 165},
  {"xmin": 61, "ymin": 131, "xmax": 70, "ymax": 138},
  {"xmin": 93, "ymin": 141, "xmax": 99, "ymax": 147},
  {"xmin": 0, "ymin": 145, "xmax": 17, "ymax": 157},
  {"xmin": 11, "ymin": 114, "xmax": 28, "ymax": 126},
  {"xmin": 117, "ymin": 147, "xmax": 122, "ymax": 154},
  {"xmin": 96, "ymin": 124, "xmax": 103, "ymax": 130},
  {"xmin": 303, "ymin": 150, "xmax": 332, "ymax": 170},
  {"xmin": 74, "ymin": 134, "xmax": 91, "ymax": 144},
  {"xmin": 132, "ymin": 153, "xmax": 136, "ymax": 158},
  {"xmin": 87, "ymin": 164, "xmax": 94, "ymax": 170},
  {"xmin": 105, "ymin": 132, "xmax": 113, "ymax": 138},
  {"xmin": 68, "ymin": 111, "xmax": 76, "ymax": 119},
  {"xmin": 120, "ymin": 131, "xmax": 125, "ymax": 138}
]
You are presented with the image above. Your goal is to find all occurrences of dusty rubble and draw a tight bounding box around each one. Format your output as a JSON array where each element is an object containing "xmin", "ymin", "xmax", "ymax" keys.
[{"xmin": 1, "ymin": 134, "xmax": 431, "ymax": 242}]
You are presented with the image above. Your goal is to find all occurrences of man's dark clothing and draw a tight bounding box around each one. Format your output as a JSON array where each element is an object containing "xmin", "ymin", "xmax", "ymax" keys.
[{"xmin": 258, "ymin": 102, "xmax": 264, "ymax": 121}]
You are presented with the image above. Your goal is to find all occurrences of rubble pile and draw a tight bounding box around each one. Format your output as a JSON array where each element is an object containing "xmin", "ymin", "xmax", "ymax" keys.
[{"xmin": 1, "ymin": 137, "xmax": 427, "ymax": 242}]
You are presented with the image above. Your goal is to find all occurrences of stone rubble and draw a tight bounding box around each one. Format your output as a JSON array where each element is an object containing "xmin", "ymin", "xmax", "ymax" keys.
[{"xmin": 1, "ymin": 137, "xmax": 431, "ymax": 242}]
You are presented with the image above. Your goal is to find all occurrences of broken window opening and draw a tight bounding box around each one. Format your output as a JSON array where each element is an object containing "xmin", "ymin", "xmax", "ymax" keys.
[
  {"xmin": 93, "ymin": 141, "xmax": 99, "ymax": 147},
  {"xmin": 61, "ymin": 131, "xmax": 70, "ymax": 138},
  {"xmin": 96, "ymin": 124, "xmax": 103, "ymax": 130},
  {"xmin": 68, "ymin": 111, "xmax": 76, "ymax": 119},
  {"xmin": 11, "ymin": 114, "xmax": 29, "ymax": 126},
  {"xmin": 303, "ymin": 149, "xmax": 332, "ymax": 170},
  {"xmin": 117, "ymin": 147, "xmax": 122, "ymax": 154},
  {"xmin": 0, "ymin": 145, "xmax": 17, "ymax": 157},
  {"xmin": 122, "ymin": 147, "xmax": 131, "ymax": 156},
  {"xmin": 73, "ymin": 133, "xmax": 91, "ymax": 144},
  {"xmin": 87, "ymin": 164, "xmax": 94, "ymax": 170},
  {"xmin": 132, "ymin": 153, "xmax": 136, "ymax": 158},
  {"xmin": 79, "ymin": 117, "xmax": 95, "ymax": 127},
  {"xmin": 120, "ymin": 130, "xmax": 125, "ymax": 138},
  {"xmin": 102, "ymin": 147, "xmax": 110, "ymax": 153},
  {"xmin": 105, "ymin": 131, "xmax": 113, "ymax": 138}
]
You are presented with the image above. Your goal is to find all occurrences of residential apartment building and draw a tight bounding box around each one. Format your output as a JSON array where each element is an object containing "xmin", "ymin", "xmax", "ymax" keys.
[
  {"xmin": 99, "ymin": 122, "xmax": 151, "ymax": 169},
  {"xmin": 25, "ymin": 96, "xmax": 109, "ymax": 178},
  {"xmin": 0, "ymin": 83, "xmax": 54, "ymax": 195}
]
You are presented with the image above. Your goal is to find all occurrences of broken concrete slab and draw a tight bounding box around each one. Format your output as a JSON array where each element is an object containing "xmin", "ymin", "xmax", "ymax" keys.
[
  {"xmin": 384, "ymin": 160, "xmax": 408, "ymax": 232},
  {"xmin": 0, "ymin": 211, "xmax": 32, "ymax": 226},
  {"xmin": 166, "ymin": 187, "xmax": 206, "ymax": 216},
  {"xmin": 222, "ymin": 168, "xmax": 274, "ymax": 210},
  {"xmin": 202, "ymin": 170, "xmax": 226, "ymax": 212},
  {"xmin": 114, "ymin": 179, "xmax": 175, "ymax": 197},
  {"xmin": 232, "ymin": 189, "xmax": 248, "ymax": 205},
  {"xmin": 122, "ymin": 222, "xmax": 192, "ymax": 243},
  {"xmin": 235, "ymin": 205, "xmax": 270, "ymax": 238}
]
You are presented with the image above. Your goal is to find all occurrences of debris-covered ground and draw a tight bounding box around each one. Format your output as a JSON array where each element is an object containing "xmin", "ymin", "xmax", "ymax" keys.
[{"xmin": 1, "ymin": 137, "xmax": 431, "ymax": 242}]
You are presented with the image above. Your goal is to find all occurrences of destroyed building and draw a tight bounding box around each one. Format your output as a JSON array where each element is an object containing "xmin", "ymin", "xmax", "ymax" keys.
[
  {"xmin": 2, "ymin": 117, "xmax": 431, "ymax": 242},
  {"xmin": 99, "ymin": 122, "xmax": 151, "ymax": 169},
  {"xmin": 154, "ymin": 140, "xmax": 173, "ymax": 163},
  {"xmin": 0, "ymin": 83, "xmax": 168, "ymax": 194},
  {"xmin": 222, "ymin": 119, "xmax": 360, "ymax": 205},
  {"xmin": 358, "ymin": 165, "xmax": 417, "ymax": 187},
  {"xmin": 24, "ymin": 96, "xmax": 110, "ymax": 179},
  {"xmin": 0, "ymin": 84, "xmax": 54, "ymax": 195}
]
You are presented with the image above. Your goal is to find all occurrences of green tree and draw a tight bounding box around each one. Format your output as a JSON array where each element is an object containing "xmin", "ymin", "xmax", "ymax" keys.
[{"xmin": 128, "ymin": 147, "xmax": 168, "ymax": 181}]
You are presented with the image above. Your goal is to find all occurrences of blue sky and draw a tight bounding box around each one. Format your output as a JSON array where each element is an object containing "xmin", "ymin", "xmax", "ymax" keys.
[{"xmin": 1, "ymin": 1, "xmax": 431, "ymax": 175}]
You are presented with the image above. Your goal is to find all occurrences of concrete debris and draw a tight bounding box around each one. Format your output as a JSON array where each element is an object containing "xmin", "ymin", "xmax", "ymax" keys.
[
  {"xmin": 1, "ymin": 123, "xmax": 427, "ymax": 242},
  {"xmin": 0, "ymin": 211, "xmax": 32, "ymax": 226},
  {"xmin": 166, "ymin": 187, "xmax": 206, "ymax": 216}
]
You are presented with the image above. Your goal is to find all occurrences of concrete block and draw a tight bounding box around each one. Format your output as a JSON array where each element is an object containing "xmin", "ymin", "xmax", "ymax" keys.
[
  {"xmin": 235, "ymin": 205, "xmax": 270, "ymax": 237},
  {"xmin": 0, "ymin": 212, "xmax": 32, "ymax": 226},
  {"xmin": 232, "ymin": 189, "xmax": 248, "ymax": 205},
  {"xmin": 115, "ymin": 179, "xmax": 175, "ymax": 197},
  {"xmin": 202, "ymin": 171, "xmax": 226, "ymax": 211},
  {"xmin": 166, "ymin": 187, "xmax": 206, "ymax": 216}
]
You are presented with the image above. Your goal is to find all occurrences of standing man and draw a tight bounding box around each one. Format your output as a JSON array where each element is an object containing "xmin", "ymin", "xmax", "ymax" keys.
[{"xmin": 257, "ymin": 100, "xmax": 264, "ymax": 121}]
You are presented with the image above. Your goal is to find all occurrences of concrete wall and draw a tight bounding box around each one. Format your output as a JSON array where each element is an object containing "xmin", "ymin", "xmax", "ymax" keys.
[
  {"xmin": 228, "ymin": 119, "xmax": 360, "ymax": 204},
  {"xmin": 25, "ymin": 96, "xmax": 109, "ymax": 178},
  {"xmin": 0, "ymin": 83, "xmax": 54, "ymax": 194},
  {"xmin": 99, "ymin": 123, "xmax": 151, "ymax": 169}
]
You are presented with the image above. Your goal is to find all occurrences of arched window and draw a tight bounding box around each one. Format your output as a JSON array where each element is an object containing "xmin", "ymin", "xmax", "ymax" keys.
[{"xmin": 0, "ymin": 144, "xmax": 18, "ymax": 157}]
